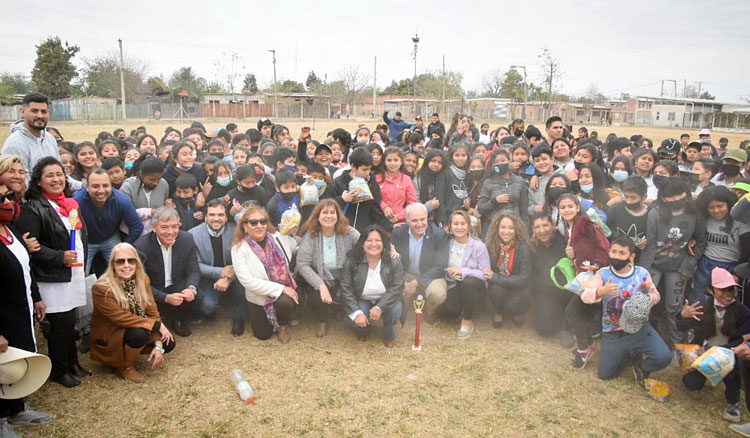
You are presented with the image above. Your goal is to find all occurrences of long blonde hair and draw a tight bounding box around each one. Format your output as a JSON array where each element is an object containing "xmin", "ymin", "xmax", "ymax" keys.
[{"xmin": 95, "ymin": 243, "xmax": 152, "ymax": 311}]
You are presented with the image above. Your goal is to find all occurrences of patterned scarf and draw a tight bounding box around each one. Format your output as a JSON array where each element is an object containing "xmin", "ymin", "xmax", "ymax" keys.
[
  {"xmin": 43, "ymin": 192, "xmax": 83, "ymax": 230},
  {"xmin": 496, "ymin": 240, "xmax": 516, "ymax": 276},
  {"xmin": 245, "ymin": 232, "xmax": 296, "ymax": 331},
  {"xmin": 122, "ymin": 278, "xmax": 146, "ymax": 317}
]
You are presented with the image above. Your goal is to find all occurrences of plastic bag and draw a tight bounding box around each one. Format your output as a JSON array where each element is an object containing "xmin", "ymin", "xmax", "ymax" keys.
[
  {"xmin": 279, "ymin": 205, "xmax": 301, "ymax": 235},
  {"xmin": 564, "ymin": 271, "xmax": 595, "ymax": 296},
  {"xmin": 349, "ymin": 177, "xmax": 373, "ymax": 203},
  {"xmin": 675, "ymin": 344, "xmax": 704, "ymax": 375},
  {"xmin": 643, "ymin": 378, "xmax": 670, "ymax": 403},
  {"xmin": 692, "ymin": 346, "xmax": 736, "ymax": 386},
  {"xmin": 300, "ymin": 181, "xmax": 319, "ymax": 207},
  {"xmin": 586, "ymin": 207, "xmax": 612, "ymax": 237}
]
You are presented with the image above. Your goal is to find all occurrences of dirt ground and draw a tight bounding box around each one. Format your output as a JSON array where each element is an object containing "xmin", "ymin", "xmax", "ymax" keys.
[
  {"xmin": 18, "ymin": 300, "xmax": 738, "ymax": 438},
  {"xmin": 1, "ymin": 118, "xmax": 749, "ymax": 149}
]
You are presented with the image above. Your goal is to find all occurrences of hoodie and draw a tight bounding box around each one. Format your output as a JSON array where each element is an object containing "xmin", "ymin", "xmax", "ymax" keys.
[
  {"xmin": 332, "ymin": 170, "xmax": 392, "ymax": 235},
  {"xmin": 2, "ymin": 120, "xmax": 59, "ymax": 181}
]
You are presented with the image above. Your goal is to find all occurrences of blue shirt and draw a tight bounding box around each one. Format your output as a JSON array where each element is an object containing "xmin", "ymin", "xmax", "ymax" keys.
[
  {"xmin": 73, "ymin": 187, "xmax": 143, "ymax": 244},
  {"xmin": 408, "ymin": 229, "xmax": 425, "ymax": 275}
]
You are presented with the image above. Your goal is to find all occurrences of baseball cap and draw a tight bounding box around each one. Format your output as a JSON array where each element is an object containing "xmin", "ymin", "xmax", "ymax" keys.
[
  {"xmin": 711, "ymin": 267, "xmax": 740, "ymax": 289},
  {"xmin": 724, "ymin": 148, "xmax": 748, "ymax": 163},
  {"xmin": 315, "ymin": 143, "xmax": 332, "ymax": 156},
  {"xmin": 658, "ymin": 138, "xmax": 680, "ymax": 156},
  {"xmin": 699, "ymin": 128, "xmax": 711, "ymax": 136}
]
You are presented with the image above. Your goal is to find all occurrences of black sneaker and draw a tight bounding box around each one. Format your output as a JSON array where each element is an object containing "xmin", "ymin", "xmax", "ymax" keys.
[
  {"xmin": 633, "ymin": 353, "xmax": 647, "ymax": 389},
  {"xmin": 725, "ymin": 402, "xmax": 742, "ymax": 423},
  {"xmin": 571, "ymin": 348, "xmax": 593, "ymax": 370}
]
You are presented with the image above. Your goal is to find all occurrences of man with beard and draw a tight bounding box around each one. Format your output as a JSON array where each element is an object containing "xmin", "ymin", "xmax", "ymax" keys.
[{"xmin": 3, "ymin": 93, "xmax": 59, "ymax": 181}]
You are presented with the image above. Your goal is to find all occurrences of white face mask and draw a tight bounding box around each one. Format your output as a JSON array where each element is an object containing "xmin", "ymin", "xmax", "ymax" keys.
[{"xmin": 375, "ymin": 141, "xmax": 384, "ymax": 148}]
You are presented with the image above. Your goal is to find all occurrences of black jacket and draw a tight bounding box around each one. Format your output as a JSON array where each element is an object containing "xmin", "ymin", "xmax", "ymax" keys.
[
  {"xmin": 340, "ymin": 255, "xmax": 405, "ymax": 314},
  {"xmin": 391, "ymin": 223, "xmax": 449, "ymax": 288},
  {"xmin": 489, "ymin": 240, "xmax": 533, "ymax": 292},
  {"xmin": 133, "ymin": 230, "xmax": 200, "ymax": 303},
  {"xmin": 676, "ymin": 296, "xmax": 750, "ymax": 349},
  {"xmin": 163, "ymin": 163, "xmax": 206, "ymax": 198},
  {"xmin": 15, "ymin": 196, "xmax": 89, "ymax": 283},
  {"xmin": 0, "ymin": 225, "xmax": 42, "ymax": 352},
  {"xmin": 333, "ymin": 170, "xmax": 392, "ymax": 235}
]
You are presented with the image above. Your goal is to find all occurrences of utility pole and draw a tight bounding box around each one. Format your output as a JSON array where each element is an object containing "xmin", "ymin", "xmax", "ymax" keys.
[
  {"xmin": 683, "ymin": 79, "xmax": 687, "ymax": 98},
  {"xmin": 510, "ymin": 65, "xmax": 527, "ymax": 119},
  {"xmin": 441, "ymin": 55, "xmax": 445, "ymax": 117},
  {"xmin": 268, "ymin": 50, "xmax": 277, "ymax": 117},
  {"xmin": 660, "ymin": 80, "xmax": 664, "ymax": 97},
  {"xmin": 696, "ymin": 81, "xmax": 705, "ymax": 97},
  {"xmin": 118, "ymin": 38, "xmax": 126, "ymax": 120},
  {"xmin": 372, "ymin": 56, "xmax": 377, "ymax": 119},
  {"xmin": 411, "ymin": 32, "xmax": 419, "ymax": 117}
]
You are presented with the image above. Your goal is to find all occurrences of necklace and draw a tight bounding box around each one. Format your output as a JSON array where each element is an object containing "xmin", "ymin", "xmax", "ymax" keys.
[{"xmin": 0, "ymin": 225, "xmax": 13, "ymax": 245}]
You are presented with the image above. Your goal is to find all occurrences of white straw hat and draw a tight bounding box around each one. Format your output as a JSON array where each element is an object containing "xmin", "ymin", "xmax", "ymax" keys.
[{"xmin": 0, "ymin": 347, "xmax": 52, "ymax": 399}]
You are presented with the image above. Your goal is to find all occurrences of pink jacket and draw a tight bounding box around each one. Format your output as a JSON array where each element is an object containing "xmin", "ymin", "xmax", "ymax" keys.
[{"xmin": 376, "ymin": 172, "xmax": 417, "ymax": 224}]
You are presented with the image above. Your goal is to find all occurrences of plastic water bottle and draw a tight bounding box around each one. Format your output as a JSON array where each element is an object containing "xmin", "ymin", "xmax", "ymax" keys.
[{"xmin": 230, "ymin": 369, "xmax": 254, "ymax": 403}]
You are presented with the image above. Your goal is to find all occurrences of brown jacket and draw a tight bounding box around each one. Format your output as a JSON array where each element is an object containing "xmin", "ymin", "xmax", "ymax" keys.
[{"xmin": 90, "ymin": 277, "xmax": 161, "ymax": 368}]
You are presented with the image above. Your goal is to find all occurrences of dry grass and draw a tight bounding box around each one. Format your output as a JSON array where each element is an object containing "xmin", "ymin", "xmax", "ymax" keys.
[
  {"xmin": 1, "ymin": 118, "xmax": 749, "ymax": 148},
  {"xmin": 21, "ymin": 301, "xmax": 734, "ymax": 438}
]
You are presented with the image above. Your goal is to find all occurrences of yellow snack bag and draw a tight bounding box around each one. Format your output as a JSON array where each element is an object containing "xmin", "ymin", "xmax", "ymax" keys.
[
  {"xmin": 675, "ymin": 344, "xmax": 704, "ymax": 375},
  {"xmin": 643, "ymin": 378, "xmax": 670, "ymax": 403}
]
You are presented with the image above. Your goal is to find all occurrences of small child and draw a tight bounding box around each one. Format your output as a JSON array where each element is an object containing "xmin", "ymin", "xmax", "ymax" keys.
[
  {"xmin": 174, "ymin": 173, "xmax": 204, "ymax": 231},
  {"xmin": 265, "ymin": 169, "xmax": 300, "ymax": 228},
  {"xmin": 101, "ymin": 158, "xmax": 127, "ymax": 190}
]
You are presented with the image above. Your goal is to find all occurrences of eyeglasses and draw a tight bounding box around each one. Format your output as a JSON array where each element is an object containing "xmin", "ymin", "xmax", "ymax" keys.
[
  {"xmin": 114, "ymin": 258, "xmax": 137, "ymax": 266},
  {"xmin": 244, "ymin": 218, "xmax": 268, "ymax": 226},
  {"xmin": 0, "ymin": 191, "xmax": 16, "ymax": 203}
]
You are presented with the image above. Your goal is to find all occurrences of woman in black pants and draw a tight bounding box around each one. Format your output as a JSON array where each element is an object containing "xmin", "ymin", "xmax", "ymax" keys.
[
  {"xmin": 485, "ymin": 211, "xmax": 534, "ymax": 328},
  {"xmin": 16, "ymin": 157, "xmax": 90, "ymax": 388},
  {"xmin": 442, "ymin": 210, "xmax": 490, "ymax": 339}
]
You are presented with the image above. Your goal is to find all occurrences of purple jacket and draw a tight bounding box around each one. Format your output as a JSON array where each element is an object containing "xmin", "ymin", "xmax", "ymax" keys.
[{"xmin": 445, "ymin": 236, "xmax": 491, "ymax": 288}]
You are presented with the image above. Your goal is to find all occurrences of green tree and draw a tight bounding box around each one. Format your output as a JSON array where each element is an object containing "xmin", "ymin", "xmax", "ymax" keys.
[
  {"xmin": 0, "ymin": 72, "xmax": 33, "ymax": 104},
  {"xmin": 277, "ymin": 79, "xmax": 306, "ymax": 93},
  {"xmin": 381, "ymin": 71, "xmax": 463, "ymax": 99},
  {"xmin": 305, "ymin": 71, "xmax": 321, "ymax": 90},
  {"xmin": 500, "ymin": 69, "xmax": 525, "ymax": 101},
  {"xmin": 242, "ymin": 73, "xmax": 258, "ymax": 93},
  {"xmin": 168, "ymin": 66, "xmax": 207, "ymax": 97},
  {"xmin": 381, "ymin": 78, "xmax": 413, "ymax": 95},
  {"xmin": 147, "ymin": 76, "xmax": 170, "ymax": 96},
  {"xmin": 205, "ymin": 81, "xmax": 226, "ymax": 93},
  {"xmin": 31, "ymin": 37, "xmax": 79, "ymax": 99},
  {"xmin": 76, "ymin": 54, "xmax": 148, "ymax": 102}
]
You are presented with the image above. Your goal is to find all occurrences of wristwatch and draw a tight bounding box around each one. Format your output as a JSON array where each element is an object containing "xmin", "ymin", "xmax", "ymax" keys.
[
  {"xmin": 154, "ymin": 344, "xmax": 165, "ymax": 354},
  {"xmin": 188, "ymin": 285, "xmax": 197, "ymax": 297}
]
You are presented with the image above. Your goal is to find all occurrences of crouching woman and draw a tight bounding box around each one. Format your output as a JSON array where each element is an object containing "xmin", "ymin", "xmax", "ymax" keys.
[{"xmin": 90, "ymin": 243, "xmax": 175, "ymax": 383}]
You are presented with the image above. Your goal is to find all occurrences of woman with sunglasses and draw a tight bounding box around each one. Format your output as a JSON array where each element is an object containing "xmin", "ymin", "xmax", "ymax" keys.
[
  {"xmin": 90, "ymin": 243, "xmax": 175, "ymax": 383},
  {"xmin": 231, "ymin": 205, "xmax": 298, "ymax": 342}
]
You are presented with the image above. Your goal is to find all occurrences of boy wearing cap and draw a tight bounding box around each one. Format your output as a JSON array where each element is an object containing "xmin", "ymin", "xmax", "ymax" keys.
[
  {"xmin": 581, "ymin": 235, "xmax": 671, "ymax": 384},
  {"xmin": 382, "ymin": 110, "xmax": 414, "ymax": 144},
  {"xmin": 713, "ymin": 148, "xmax": 748, "ymax": 187},
  {"xmin": 657, "ymin": 138, "xmax": 681, "ymax": 162},
  {"xmin": 677, "ymin": 267, "xmax": 750, "ymax": 424}
]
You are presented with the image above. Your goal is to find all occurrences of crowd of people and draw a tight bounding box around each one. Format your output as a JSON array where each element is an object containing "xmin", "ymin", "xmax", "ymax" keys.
[{"xmin": 2, "ymin": 92, "xmax": 750, "ymax": 437}]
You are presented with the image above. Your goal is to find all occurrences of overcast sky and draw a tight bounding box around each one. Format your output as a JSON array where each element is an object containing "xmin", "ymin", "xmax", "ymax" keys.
[{"xmin": 2, "ymin": 0, "xmax": 748, "ymax": 102}]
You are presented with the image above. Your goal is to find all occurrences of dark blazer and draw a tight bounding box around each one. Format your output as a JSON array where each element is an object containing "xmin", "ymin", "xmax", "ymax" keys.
[
  {"xmin": 391, "ymin": 223, "xmax": 449, "ymax": 288},
  {"xmin": 340, "ymin": 255, "xmax": 405, "ymax": 315},
  {"xmin": 0, "ymin": 225, "xmax": 42, "ymax": 352},
  {"xmin": 488, "ymin": 240, "xmax": 533, "ymax": 292},
  {"xmin": 133, "ymin": 230, "xmax": 200, "ymax": 303},
  {"xmin": 15, "ymin": 196, "xmax": 89, "ymax": 283},
  {"xmin": 188, "ymin": 222, "xmax": 236, "ymax": 288}
]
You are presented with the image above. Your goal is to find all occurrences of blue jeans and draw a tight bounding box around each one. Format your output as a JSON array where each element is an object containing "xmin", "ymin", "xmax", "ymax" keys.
[
  {"xmin": 86, "ymin": 233, "xmax": 121, "ymax": 274},
  {"xmin": 197, "ymin": 280, "xmax": 246, "ymax": 321},
  {"xmin": 691, "ymin": 257, "xmax": 735, "ymax": 304},
  {"xmin": 597, "ymin": 323, "xmax": 672, "ymax": 380},
  {"xmin": 346, "ymin": 300, "xmax": 402, "ymax": 341}
]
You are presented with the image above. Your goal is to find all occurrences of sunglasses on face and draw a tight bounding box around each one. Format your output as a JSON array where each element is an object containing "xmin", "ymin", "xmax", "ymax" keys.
[
  {"xmin": 244, "ymin": 218, "xmax": 268, "ymax": 226},
  {"xmin": 0, "ymin": 191, "xmax": 16, "ymax": 203},
  {"xmin": 114, "ymin": 258, "xmax": 137, "ymax": 266}
]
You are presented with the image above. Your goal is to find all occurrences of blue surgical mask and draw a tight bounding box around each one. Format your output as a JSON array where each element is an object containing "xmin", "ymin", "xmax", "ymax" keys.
[
  {"xmin": 314, "ymin": 179, "xmax": 325, "ymax": 190},
  {"xmin": 284, "ymin": 164, "xmax": 297, "ymax": 173},
  {"xmin": 124, "ymin": 161, "xmax": 134, "ymax": 170},
  {"xmin": 612, "ymin": 170, "xmax": 628, "ymax": 183},
  {"xmin": 580, "ymin": 183, "xmax": 594, "ymax": 194},
  {"xmin": 217, "ymin": 176, "xmax": 232, "ymax": 187}
]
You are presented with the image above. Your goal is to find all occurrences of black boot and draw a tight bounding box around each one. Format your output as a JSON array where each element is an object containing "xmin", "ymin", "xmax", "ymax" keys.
[
  {"xmin": 51, "ymin": 373, "xmax": 80, "ymax": 388},
  {"xmin": 70, "ymin": 360, "xmax": 92, "ymax": 378},
  {"xmin": 231, "ymin": 319, "xmax": 245, "ymax": 337}
]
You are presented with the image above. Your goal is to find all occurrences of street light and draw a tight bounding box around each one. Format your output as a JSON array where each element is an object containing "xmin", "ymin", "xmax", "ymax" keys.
[
  {"xmin": 411, "ymin": 32, "xmax": 419, "ymax": 116},
  {"xmin": 510, "ymin": 65, "xmax": 528, "ymax": 120},
  {"xmin": 268, "ymin": 49, "xmax": 277, "ymax": 117}
]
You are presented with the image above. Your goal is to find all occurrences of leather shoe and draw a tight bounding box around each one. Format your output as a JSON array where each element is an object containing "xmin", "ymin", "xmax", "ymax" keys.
[
  {"xmin": 172, "ymin": 319, "xmax": 191, "ymax": 337},
  {"xmin": 70, "ymin": 362, "xmax": 92, "ymax": 378},
  {"xmin": 51, "ymin": 373, "xmax": 81, "ymax": 388},
  {"xmin": 277, "ymin": 325, "xmax": 291, "ymax": 343},
  {"xmin": 231, "ymin": 319, "xmax": 245, "ymax": 337},
  {"xmin": 383, "ymin": 339, "xmax": 395, "ymax": 348}
]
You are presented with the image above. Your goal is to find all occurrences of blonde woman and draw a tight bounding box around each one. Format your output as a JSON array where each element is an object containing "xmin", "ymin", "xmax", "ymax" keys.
[{"xmin": 90, "ymin": 243, "xmax": 175, "ymax": 383}]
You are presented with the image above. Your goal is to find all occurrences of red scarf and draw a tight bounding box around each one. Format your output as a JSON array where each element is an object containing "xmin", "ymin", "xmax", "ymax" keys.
[
  {"xmin": 43, "ymin": 192, "xmax": 83, "ymax": 230},
  {"xmin": 496, "ymin": 240, "xmax": 516, "ymax": 276}
]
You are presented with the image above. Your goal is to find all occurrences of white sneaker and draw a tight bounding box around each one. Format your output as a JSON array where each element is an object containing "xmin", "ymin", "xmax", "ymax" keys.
[
  {"xmin": 457, "ymin": 324, "xmax": 474, "ymax": 340},
  {"xmin": 0, "ymin": 419, "xmax": 21, "ymax": 438}
]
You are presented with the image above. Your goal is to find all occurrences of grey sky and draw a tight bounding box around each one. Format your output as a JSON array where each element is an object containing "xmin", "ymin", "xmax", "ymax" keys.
[{"xmin": 2, "ymin": 0, "xmax": 748, "ymax": 102}]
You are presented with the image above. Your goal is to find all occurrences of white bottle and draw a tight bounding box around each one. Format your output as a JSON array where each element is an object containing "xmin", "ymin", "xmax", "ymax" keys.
[{"xmin": 230, "ymin": 369, "xmax": 254, "ymax": 403}]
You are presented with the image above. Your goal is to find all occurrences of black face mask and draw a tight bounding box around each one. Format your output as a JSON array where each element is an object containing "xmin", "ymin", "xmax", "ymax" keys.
[
  {"xmin": 574, "ymin": 161, "xmax": 584, "ymax": 171},
  {"xmin": 468, "ymin": 170, "xmax": 484, "ymax": 181},
  {"xmin": 261, "ymin": 155, "xmax": 273, "ymax": 166},
  {"xmin": 210, "ymin": 152, "xmax": 224, "ymax": 160},
  {"xmin": 548, "ymin": 186, "xmax": 568, "ymax": 202},
  {"xmin": 295, "ymin": 175, "xmax": 305, "ymax": 186},
  {"xmin": 174, "ymin": 196, "xmax": 194, "ymax": 207},
  {"xmin": 609, "ymin": 257, "xmax": 631, "ymax": 271},
  {"xmin": 514, "ymin": 129, "xmax": 524, "ymax": 138},
  {"xmin": 664, "ymin": 197, "xmax": 687, "ymax": 211},
  {"xmin": 652, "ymin": 174, "xmax": 668, "ymax": 189},
  {"xmin": 494, "ymin": 164, "xmax": 509, "ymax": 175},
  {"xmin": 722, "ymin": 163, "xmax": 742, "ymax": 178},
  {"xmin": 279, "ymin": 191, "xmax": 296, "ymax": 202},
  {"xmin": 625, "ymin": 201, "xmax": 642, "ymax": 211}
]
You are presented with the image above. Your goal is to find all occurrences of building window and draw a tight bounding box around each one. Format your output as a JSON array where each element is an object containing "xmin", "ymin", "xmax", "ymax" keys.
[
  {"xmin": 656, "ymin": 112, "xmax": 660, "ymax": 120},
  {"xmin": 614, "ymin": 112, "xmax": 620, "ymax": 120},
  {"xmin": 668, "ymin": 112, "xmax": 676, "ymax": 121},
  {"xmin": 576, "ymin": 110, "xmax": 584, "ymax": 116},
  {"xmin": 593, "ymin": 111, "xmax": 600, "ymax": 117}
]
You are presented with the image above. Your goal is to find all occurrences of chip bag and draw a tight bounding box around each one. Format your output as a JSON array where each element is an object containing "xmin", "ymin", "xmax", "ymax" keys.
[
  {"xmin": 675, "ymin": 344, "xmax": 704, "ymax": 375},
  {"xmin": 279, "ymin": 205, "xmax": 301, "ymax": 235},
  {"xmin": 643, "ymin": 378, "xmax": 670, "ymax": 403},
  {"xmin": 692, "ymin": 346, "xmax": 736, "ymax": 386},
  {"xmin": 564, "ymin": 271, "xmax": 595, "ymax": 296},
  {"xmin": 349, "ymin": 177, "xmax": 373, "ymax": 203},
  {"xmin": 300, "ymin": 181, "xmax": 319, "ymax": 207}
]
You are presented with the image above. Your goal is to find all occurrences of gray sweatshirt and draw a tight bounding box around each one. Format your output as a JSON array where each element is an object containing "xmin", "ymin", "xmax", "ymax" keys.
[
  {"xmin": 640, "ymin": 208, "xmax": 706, "ymax": 277},
  {"xmin": 2, "ymin": 120, "xmax": 59, "ymax": 181}
]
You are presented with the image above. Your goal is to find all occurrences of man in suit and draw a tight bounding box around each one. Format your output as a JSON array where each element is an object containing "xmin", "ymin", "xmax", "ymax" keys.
[
  {"xmin": 189, "ymin": 199, "xmax": 246, "ymax": 336},
  {"xmin": 134, "ymin": 206, "xmax": 199, "ymax": 337},
  {"xmin": 392, "ymin": 203, "xmax": 449, "ymax": 323}
]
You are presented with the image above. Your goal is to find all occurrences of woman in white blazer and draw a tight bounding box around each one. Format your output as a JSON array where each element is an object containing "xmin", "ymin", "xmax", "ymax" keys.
[{"xmin": 231, "ymin": 205, "xmax": 298, "ymax": 342}]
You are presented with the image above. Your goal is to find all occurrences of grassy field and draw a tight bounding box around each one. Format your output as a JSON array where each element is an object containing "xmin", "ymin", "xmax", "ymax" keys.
[
  {"xmin": 1, "ymin": 118, "xmax": 749, "ymax": 148},
  {"xmin": 19, "ymin": 302, "xmax": 737, "ymax": 438}
]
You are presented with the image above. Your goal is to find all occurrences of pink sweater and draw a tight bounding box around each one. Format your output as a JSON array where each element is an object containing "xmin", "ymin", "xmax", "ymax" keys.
[{"xmin": 376, "ymin": 172, "xmax": 417, "ymax": 224}]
